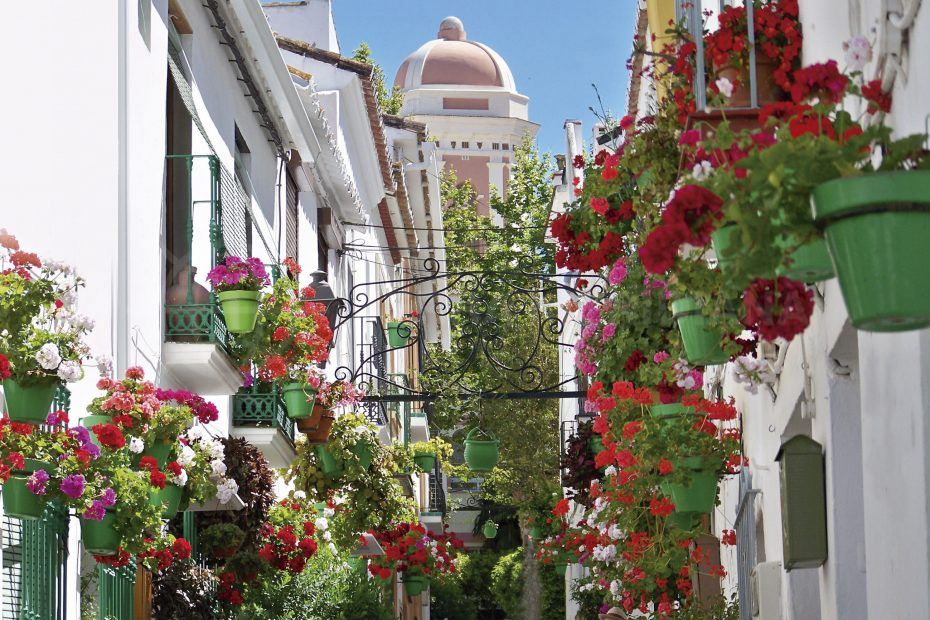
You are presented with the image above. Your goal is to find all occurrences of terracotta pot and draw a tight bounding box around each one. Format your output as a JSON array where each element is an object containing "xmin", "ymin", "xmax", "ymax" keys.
[
  {"xmin": 166, "ymin": 267, "xmax": 210, "ymax": 305},
  {"xmin": 714, "ymin": 57, "xmax": 782, "ymax": 108},
  {"xmin": 304, "ymin": 411, "xmax": 336, "ymax": 443}
]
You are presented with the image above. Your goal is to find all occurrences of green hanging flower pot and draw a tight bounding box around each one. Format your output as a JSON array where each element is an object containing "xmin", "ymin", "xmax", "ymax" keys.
[
  {"xmin": 2, "ymin": 379, "xmax": 60, "ymax": 424},
  {"xmin": 413, "ymin": 452, "xmax": 437, "ymax": 473},
  {"xmin": 667, "ymin": 511, "xmax": 701, "ymax": 531},
  {"xmin": 316, "ymin": 445, "xmax": 343, "ymax": 478},
  {"xmin": 386, "ymin": 321, "xmax": 412, "ymax": 348},
  {"xmin": 133, "ymin": 440, "xmax": 174, "ymax": 469},
  {"xmin": 812, "ymin": 170, "xmax": 930, "ymax": 331},
  {"xmin": 649, "ymin": 402, "xmax": 695, "ymax": 424},
  {"xmin": 150, "ymin": 483, "xmax": 184, "ymax": 519},
  {"xmin": 2, "ymin": 475, "xmax": 48, "ymax": 520},
  {"xmin": 588, "ymin": 435, "xmax": 605, "ymax": 455},
  {"xmin": 482, "ymin": 520, "xmax": 499, "ymax": 539},
  {"xmin": 660, "ymin": 457, "xmax": 719, "ymax": 514},
  {"xmin": 403, "ymin": 574, "xmax": 429, "ymax": 597},
  {"xmin": 81, "ymin": 512, "xmax": 121, "ymax": 556},
  {"xmin": 671, "ymin": 298, "xmax": 730, "ymax": 365},
  {"xmin": 776, "ymin": 236, "xmax": 835, "ymax": 283},
  {"xmin": 282, "ymin": 382, "xmax": 318, "ymax": 420},
  {"xmin": 351, "ymin": 441, "xmax": 373, "ymax": 470},
  {"xmin": 463, "ymin": 428, "xmax": 499, "ymax": 472},
  {"xmin": 217, "ymin": 290, "xmax": 261, "ymax": 334},
  {"xmin": 554, "ymin": 562, "xmax": 568, "ymax": 576},
  {"xmin": 528, "ymin": 526, "xmax": 542, "ymax": 539}
]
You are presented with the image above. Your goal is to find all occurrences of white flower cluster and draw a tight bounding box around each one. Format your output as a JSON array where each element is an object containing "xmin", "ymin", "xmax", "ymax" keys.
[
  {"xmin": 732, "ymin": 355, "xmax": 776, "ymax": 395},
  {"xmin": 592, "ymin": 543, "xmax": 617, "ymax": 562},
  {"xmin": 128, "ymin": 437, "xmax": 145, "ymax": 454},
  {"xmin": 184, "ymin": 426, "xmax": 239, "ymax": 504},
  {"xmin": 844, "ymin": 36, "xmax": 872, "ymax": 72}
]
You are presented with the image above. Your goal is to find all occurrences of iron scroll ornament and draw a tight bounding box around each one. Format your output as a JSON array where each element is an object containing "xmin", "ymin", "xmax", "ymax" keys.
[{"xmin": 325, "ymin": 256, "xmax": 607, "ymax": 402}]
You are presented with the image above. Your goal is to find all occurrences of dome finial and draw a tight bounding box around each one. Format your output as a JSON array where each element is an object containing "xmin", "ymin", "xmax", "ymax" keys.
[{"xmin": 438, "ymin": 16, "xmax": 466, "ymax": 41}]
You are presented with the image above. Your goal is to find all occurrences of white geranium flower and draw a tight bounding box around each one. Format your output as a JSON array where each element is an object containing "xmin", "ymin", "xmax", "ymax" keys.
[
  {"xmin": 186, "ymin": 426, "xmax": 205, "ymax": 441},
  {"xmin": 315, "ymin": 517, "xmax": 329, "ymax": 531},
  {"xmin": 609, "ymin": 580, "xmax": 622, "ymax": 596},
  {"xmin": 322, "ymin": 530, "xmax": 332, "ymax": 542},
  {"xmin": 293, "ymin": 490, "xmax": 307, "ymax": 500},
  {"xmin": 128, "ymin": 437, "xmax": 145, "ymax": 454},
  {"xmin": 95, "ymin": 354, "xmax": 113, "ymax": 378},
  {"xmin": 172, "ymin": 469, "xmax": 188, "ymax": 487},
  {"xmin": 56, "ymin": 360, "xmax": 83, "ymax": 382},
  {"xmin": 603, "ymin": 465, "xmax": 618, "ymax": 478},
  {"xmin": 715, "ymin": 77, "xmax": 734, "ymax": 98},
  {"xmin": 328, "ymin": 543, "xmax": 338, "ymax": 555},
  {"xmin": 732, "ymin": 355, "xmax": 777, "ymax": 394},
  {"xmin": 35, "ymin": 343, "xmax": 62, "ymax": 370},
  {"xmin": 844, "ymin": 35, "xmax": 872, "ymax": 72},
  {"xmin": 210, "ymin": 459, "xmax": 227, "ymax": 477},
  {"xmin": 208, "ymin": 441, "xmax": 225, "ymax": 460},
  {"xmin": 216, "ymin": 479, "xmax": 239, "ymax": 504},
  {"xmin": 691, "ymin": 160, "xmax": 713, "ymax": 182},
  {"xmin": 607, "ymin": 524, "xmax": 623, "ymax": 540},
  {"xmin": 178, "ymin": 445, "xmax": 196, "ymax": 467},
  {"xmin": 323, "ymin": 507, "xmax": 335, "ymax": 518}
]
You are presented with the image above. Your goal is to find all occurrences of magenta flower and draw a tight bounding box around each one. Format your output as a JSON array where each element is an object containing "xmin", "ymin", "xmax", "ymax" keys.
[
  {"xmin": 82, "ymin": 500, "xmax": 106, "ymax": 521},
  {"xmin": 60, "ymin": 474, "xmax": 86, "ymax": 499},
  {"xmin": 26, "ymin": 469, "xmax": 49, "ymax": 495},
  {"xmin": 101, "ymin": 487, "xmax": 117, "ymax": 507}
]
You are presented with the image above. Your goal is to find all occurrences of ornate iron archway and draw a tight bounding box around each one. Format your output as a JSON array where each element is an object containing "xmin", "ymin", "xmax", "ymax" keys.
[{"xmin": 325, "ymin": 256, "xmax": 606, "ymax": 405}]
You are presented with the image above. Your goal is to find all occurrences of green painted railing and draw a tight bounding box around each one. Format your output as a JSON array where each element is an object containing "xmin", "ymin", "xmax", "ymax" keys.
[
  {"xmin": 231, "ymin": 386, "xmax": 296, "ymax": 446},
  {"xmin": 97, "ymin": 564, "xmax": 135, "ymax": 620}
]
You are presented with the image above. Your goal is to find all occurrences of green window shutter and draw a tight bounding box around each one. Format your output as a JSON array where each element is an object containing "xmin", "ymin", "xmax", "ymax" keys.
[{"xmin": 98, "ymin": 564, "xmax": 135, "ymax": 620}]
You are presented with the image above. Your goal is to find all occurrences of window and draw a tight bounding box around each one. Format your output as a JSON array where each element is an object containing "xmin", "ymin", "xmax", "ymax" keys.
[
  {"xmin": 461, "ymin": 141, "xmax": 470, "ymax": 149},
  {"xmin": 234, "ymin": 127, "xmax": 254, "ymax": 255},
  {"xmin": 502, "ymin": 143, "xmax": 510, "ymax": 150},
  {"xmin": 492, "ymin": 143, "xmax": 499, "ymax": 150},
  {"xmin": 285, "ymin": 169, "xmax": 299, "ymax": 267},
  {"xmin": 318, "ymin": 234, "xmax": 330, "ymax": 276},
  {"xmin": 450, "ymin": 141, "xmax": 457, "ymax": 149}
]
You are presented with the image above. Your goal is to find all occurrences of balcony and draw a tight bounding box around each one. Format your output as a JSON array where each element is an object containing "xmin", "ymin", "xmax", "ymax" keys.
[
  {"xmin": 229, "ymin": 385, "xmax": 297, "ymax": 469},
  {"xmin": 162, "ymin": 155, "xmax": 244, "ymax": 395},
  {"xmin": 420, "ymin": 468, "xmax": 447, "ymax": 535}
]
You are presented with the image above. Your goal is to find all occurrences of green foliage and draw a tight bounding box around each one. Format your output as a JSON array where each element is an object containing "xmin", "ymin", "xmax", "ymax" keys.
[
  {"xmin": 430, "ymin": 554, "xmax": 477, "ymax": 620},
  {"xmin": 352, "ymin": 42, "xmax": 404, "ymax": 115},
  {"xmin": 674, "ymin": 594, "xmax": 740, "ymax": 620},
  {"xmin": 570, "ymin": 578, "xmax": 604, "ymax": 619},
  {"xmin": 490, "ymin": 549, "xmax": 524, "ymax": 619},
  {"xmin": 152, "ymin": 560, "xmax": 218, "ymax": 619},
  {"xmin": 538, "ymin": 562, "xmax": 567, "ymax": 620}
]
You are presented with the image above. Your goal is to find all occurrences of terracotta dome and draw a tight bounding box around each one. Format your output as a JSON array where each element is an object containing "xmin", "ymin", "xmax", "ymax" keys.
[{"xmin": 394, "ymin": 17, "xmax": 517, "ymax": 92}]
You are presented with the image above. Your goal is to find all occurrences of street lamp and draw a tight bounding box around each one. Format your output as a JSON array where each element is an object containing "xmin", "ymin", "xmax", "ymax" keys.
[{"xmin": 307, "ymin": 270, "xmax": 343, "ymax": 331}]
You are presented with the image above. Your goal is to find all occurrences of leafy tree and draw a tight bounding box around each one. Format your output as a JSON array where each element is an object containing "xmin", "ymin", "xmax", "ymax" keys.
[{"xmin": 352, "ymin": 42, "xmax": 404, "ymax": 115}]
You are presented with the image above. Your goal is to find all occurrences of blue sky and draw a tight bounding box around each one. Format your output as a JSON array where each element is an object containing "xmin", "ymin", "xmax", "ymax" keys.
[{"xmin": 332, "ymin": 1, "xmax": 636, "ymax": 159}]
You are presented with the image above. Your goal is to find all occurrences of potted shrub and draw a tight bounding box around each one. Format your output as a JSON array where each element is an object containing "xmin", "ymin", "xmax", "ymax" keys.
[
  {"xmin": 207, "ymin": 255, "xmax": 270, "ymax": 334},
  {"xmin": 368, "ymin": 522, "xmax": 462, "ymax": 597},
  {"xmin": 0, "ymin": 235, "xmax": 90, "ymax": 423},
  {"xmin": 410, "ymin": 437, "xmax": 452, "ymax": 474}
]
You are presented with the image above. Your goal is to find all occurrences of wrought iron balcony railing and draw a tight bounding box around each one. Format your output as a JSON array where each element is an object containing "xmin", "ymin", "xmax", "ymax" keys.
[{"xmin": 231, "ymin": 385, "xmax": 297, "ymax": 447}]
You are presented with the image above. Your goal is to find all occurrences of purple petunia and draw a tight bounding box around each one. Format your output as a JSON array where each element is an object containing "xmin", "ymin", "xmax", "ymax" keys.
[
  {"xmin": 60, "ymin": 474, "xmax": 86, "ymax": 499},
  {"xmin": 101, "ymin": 487, "xmax": 117, "ymax": 507},
  {"xmin": 82, "ymin": 500, "xmax": 106, "ymax": 521},
  {"xmin": 26, "ymin": 470, "xmax": 49, "ymax": 496}
]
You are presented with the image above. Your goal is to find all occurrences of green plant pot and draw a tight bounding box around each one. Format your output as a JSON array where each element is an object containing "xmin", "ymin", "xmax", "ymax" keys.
[
  {"xmin": 150, "ymin": 483, "xmax": 184, "ymax": 519},
  {"xmin": 351, "ymin": 442, "xmax": 373, "ymax": 470},
  {"xmin": 463, "ymin": 428, "xmax": 499, "ymax": 472},
  {"xmin": 218, "ymin": 289, "xmax": 261, "ymax": 334},
  {"xmin": 82, "ymin": 512, "xmax": 120, "ymax": 556},
  {"xmin": 649, "ymin": 403, "xmax": 695, "ymax": 423},
  {"xmin": 316, "ymin": 445, "xmax": 343, "ymax": 478},
  {"xmin": 386, "ymin": 321, "xmax": 412, "ymax": 348},
  {"xmin": 588, "ymin": 435, "xmax": 605, "ymax": 455},
  {"xmin": 81, "ymin": 414, "xmax": 114, "ymax": 448},
  {"xmin": 282, "ymin": 382, "xmax": 317, "ymax": 420},
  {"xmin": 413, "ymin": 453, "xmax": 437, "ymax": 473},
  {"xmin": 671, "ymin": 298, "xmax": 730, "ymax": 365},
  {"xmin": 777, "ymin": 236, "xmax": 835, "ymax": 283},
  {"xmin": 133, "ymin": 440, "xmax": 174, "ymax": 470},
  {"xmin": 710, "ymin": 225, "xmax": 741, "ymax": 274},
  {"xmin": 528, "ymin": 526, "xmax": 542, "ymax": 539},
  {"xmin": 554, "ymin": 562, "xmax": 568, "ymax": 576},
  {"xmin": 660, "ymin": 459, "xmax": 719, "ymax": 514},
  {"xmin": 403, "ymin": 574, "xmax": 429, "ymax": 597},
  {"xmin": 667, "ymin": 511, "xmax": 701, "ymax": 531},
  {"xmin": 2, "ymin": 379, "xmax": 59, "ymax": 424},
  {"xmin": 812, "ymin": 170, "xmax": 930, "ymax": 331},
  {"xmin": 2, "ymin": 475, "xmax": 48, "ymax": 520},
  {"xmin": 482, "ymin": 521, "xmax": 499, "ymax": 539}
]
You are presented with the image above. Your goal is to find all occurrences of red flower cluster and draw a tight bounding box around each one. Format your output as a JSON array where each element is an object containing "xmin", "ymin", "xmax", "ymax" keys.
[
  {"xmin": 256, "ymin": 520, "xmax": 319, "ymax": 574},
  {"xmin": 137, "ymin": 536, "xmax": 193, "ymax": 570},
  {"xmin": 0, "ymin": 353, "xmax": 10, "ymax": 381},
  {"xmin": 551, "ymin": 211, "xmax": 627, "ymax": 272},
  {"xmin": 742, "ymin": 277, "xmax": 814, "ymax": 341},
  {"xmin": 862, "ymin": 79, "xmax": 892, "ymax": 114},
  {"xmin": 91, "ymin": 423, "xmax": 126, "ymax": 450},
  {"xmin": 138, "ymin": 456, "xmax": 167, "ymax": 489},
  {"xmin": 790, "ymin": 61, "xmax": 849, "ymax": 104},
  {"xmin": 369, "ymin": 522, "xmax": 463, "ymax": 580},
  {"xmin": 639, "ymin": 185, "xmax": 724, "ymax": 274},
  {"xmin": 155, "ymin": 388, "xmax": 219, "ymax": 424}
]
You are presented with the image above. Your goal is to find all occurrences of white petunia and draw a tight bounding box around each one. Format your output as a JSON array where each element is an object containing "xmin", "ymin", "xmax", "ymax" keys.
[
  {"xmin": 35, "ymin": 343, "xmax": 62, "ymax": 370},
  {"xmin": 844, "ymin": 36, "xmax": 872, "ymax": 72},
  {"xmin": 715, "ymin": 77, "xmax": 734, "ymax": 98},
  {"xmin": 128, "ymin": 437, "xmax": 145, "ymax": 454},
  {"xmin": 57, "ymin": 360, "xmax": 83, "ymax": 382}
]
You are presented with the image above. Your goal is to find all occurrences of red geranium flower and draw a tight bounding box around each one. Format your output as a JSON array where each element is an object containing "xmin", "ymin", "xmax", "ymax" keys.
[
  {"xmin": 92, "ymin": 423, "xmax": 126, "ymax": 450},
  {"xmin": 742, "ymin": 277, "xmax": 814, "ymax": 341}
]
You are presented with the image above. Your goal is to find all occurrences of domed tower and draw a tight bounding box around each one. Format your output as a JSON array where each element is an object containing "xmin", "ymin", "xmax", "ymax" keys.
[{"xmin": 395, "ymin": 17, "xmax": 538, "ymax": 215}]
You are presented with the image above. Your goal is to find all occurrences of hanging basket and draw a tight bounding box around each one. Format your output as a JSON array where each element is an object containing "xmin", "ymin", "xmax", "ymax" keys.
[
  {"xmin": 402, "ymin": 574, "xmax": 429, "ymax": 597},
  {"xmin": 588, "ymin": 435, "xmax": 605, "ymax": 455},
  {"xmin": 316, "ymin": 445, "xmax": 343, "ymax": 478},
  {"xmin": 217, "ymin": 290, "xmax": 261, "ymax": 334},
  {"xmin": 296, "ymin": 404, "xmax": 328, "ymax": 433},
  {"xmin": 282, "ymin": 382, "xmax": 318, "ymax": 420},
  {"xmin": 149, "ymin": 483, "xmax": 184, "ymax": 519},
  {"xmin": 304, "ymin": 411, "xmax": 336, "ymax": 443},
  {"xmin": 386, "ymin": 321, "xmax": 412, "ymax": 348},
  {"xmin": 2, "ymin": 475, "xmax": 47, "ymax": 520},
  {"xmin": 812, "ymin": 170, "xmax": 930, "ymax": 331},
  {"xmin": 463, "ymin": 428, "xmax": 499, "ymax": 472},
  {"xmin": 2, "ymin": 379, "xmax": 60, "ymax": 424},
  {"xmin": 554, "ymin": 562, "xmax": 568, "ymax": 576},
  {"xmin": 133, "ymin": 440, "xmax": 174, "ymax": 470},
  {"xmin": 667, "ymin": 511, "xmax": 701, "ymax": 531},
  {"xmin": 413, "ymin": 452, "xmax": 437, "ymax": 473},
  {"xmin": 777, "ymin": 236, "xmax": 835, "ymax": 283},
  {"xmin": 482, "ymin": 520, "xmax": 499, "ymax": 539},
  {"xmin": 660, "ymin": 458, "xmax": 719, "ymax": 514},
  {"xmin": 649, "ymin": 402, "xmax": 695, "ymax": 423},
  {"xmin": 671, "ymin": 298, "xmax": 731, "ymax": 365},
  {"xmin": 82, "ymin": 512, "xmax": 121, "ymax": 556}
]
